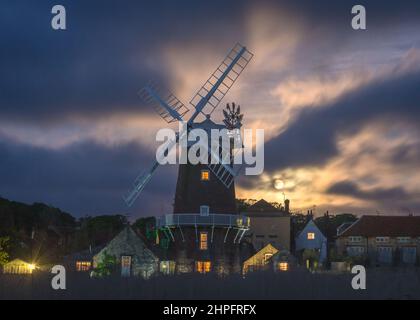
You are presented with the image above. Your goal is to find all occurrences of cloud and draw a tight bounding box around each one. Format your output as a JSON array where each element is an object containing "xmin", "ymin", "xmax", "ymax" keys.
[
  {"xmin": 263, "ymin": 60, "xmax": 420, "ymax": 172},
  {"xmin": 0, "ymin": 135, "xmax": 177, "ymax": 217},
  {"xmin": 326, "ymin": 181, "xmax": 411, "ymax": 202},
  {"xmin": 2, "ymin": 0, "xmax": 420, "ymax": 216},
  {"xmin": 325, "ymin": 180, "xmax": 420, "ymax": 213}
]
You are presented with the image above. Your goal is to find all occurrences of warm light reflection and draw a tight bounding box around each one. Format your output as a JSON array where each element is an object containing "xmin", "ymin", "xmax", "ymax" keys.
[{"xmin": 278, "ymin": 262, "xmax": 288, "ymax": 271}]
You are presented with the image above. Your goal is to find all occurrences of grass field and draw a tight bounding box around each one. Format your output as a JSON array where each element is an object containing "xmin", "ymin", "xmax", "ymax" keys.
[{"xmin": 1, "ymin": 268, "xmax": 420, "ymax": 300}]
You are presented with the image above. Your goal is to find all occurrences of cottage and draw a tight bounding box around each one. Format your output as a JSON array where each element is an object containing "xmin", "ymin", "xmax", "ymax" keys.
[
  {"xmin": 295, "ymin": 219, "xmax": 327, "ymax": 268},
  {"xmin": 93, "ymin": 226, "xmax": 159, "ymax": 279},
  {"xmin": 336, "ymin": 215, "xmax": 420, "ymax": 266},
  {"xmin": 63, "ymin": 246, "xmax": 103, "ymax": 272},
  {"xmin": 243, "ymin": 243, "xmax": 279, "ymax": 274},
  {"xmin": 271, "ymin": 250, "xmax": 296, "ymax": 272},
  {"xmin": 242, "ymin": 199, "xmax": 291, "ymax": 251},
  {"xmin": 2, "ymin": 259, "xmax": 36, "ymax": 274}
]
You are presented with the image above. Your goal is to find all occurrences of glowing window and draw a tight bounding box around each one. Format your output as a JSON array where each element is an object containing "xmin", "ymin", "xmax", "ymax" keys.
[
  {"xmin": 200, "ymin": 232, "xmax": 208, "ymax": 250},
  {"xmin": 196, "ymin": 261, "xmax": 211, "ymax": 274},
  {"xmin": 76, "ymin": 261, "xmax": 91, "ymax": 272},
  {"xmin": 201, "ymin": 170, "xmax": 210, "ymax": 181},
  {"xmin": 307, "ymin": 233, "xmax": 315, "ymax": 240},
  {"xmin": 264, "ymin": 253, "xmax": 273, "ymax": 262},
  {"xmin": 278, "ymin": 262, "xmax": 289, "ymax": 271}
]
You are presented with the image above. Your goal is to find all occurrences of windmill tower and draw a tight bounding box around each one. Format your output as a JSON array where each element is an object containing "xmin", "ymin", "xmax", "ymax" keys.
[{"xmin": 125, "ymin": 44, "xmax": 254, "ymax": 275}]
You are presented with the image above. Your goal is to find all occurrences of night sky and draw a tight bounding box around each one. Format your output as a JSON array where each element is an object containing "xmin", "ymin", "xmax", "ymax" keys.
[{"xmin": 1, "ymin": 0, "xmax": 420, "ymax": 218}]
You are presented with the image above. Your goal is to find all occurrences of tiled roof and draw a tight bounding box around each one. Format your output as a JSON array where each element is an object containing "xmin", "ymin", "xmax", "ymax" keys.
[
  {"xmin": 340, "ymin": 215, "xmax": 420, "ymax": 237},
  {"xmin": 246, "ymin": 199, "xmax": 280, "ymax": 212}
]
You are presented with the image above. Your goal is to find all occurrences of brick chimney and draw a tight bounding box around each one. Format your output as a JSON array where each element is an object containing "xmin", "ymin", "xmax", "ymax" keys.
[{"xmin": 284, "ymin": 199, "xmax": 290, "ymax": 213}]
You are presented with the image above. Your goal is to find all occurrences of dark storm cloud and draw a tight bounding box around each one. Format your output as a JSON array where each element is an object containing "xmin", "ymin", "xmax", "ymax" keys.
[
  {"xmin": 0, "ymin": 135, "xmax": 177, "ymax": 217},
  {"xmin": 326, "ymin": 180, "xmax": 420, "ymax": 212},
  {"xmin": 391, "ymin": 143, "xmax": 420, "ymax": 166},
  {"xmin": 326, "ymin": 181, "xmax": 411, "ymax": 202},
  {"xmin": 264, "ymin": 69, "xmax": 420, "ymax": 171},
  {"xmin": 2, "ymin": 0, "xmax": 420, "ymax": 123},
  {"xmin": 0, "ymin": 0, "xmax": 245, "ymax": 123}
]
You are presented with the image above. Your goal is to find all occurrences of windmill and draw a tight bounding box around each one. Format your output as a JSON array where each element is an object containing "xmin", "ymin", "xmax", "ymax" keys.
[{"xmin": 124, "ymin": 43, "xmax": 253, "ymax": 207}]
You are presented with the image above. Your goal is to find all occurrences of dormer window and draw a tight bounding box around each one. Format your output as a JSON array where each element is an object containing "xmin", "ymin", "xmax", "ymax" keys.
[
  {"xmin": 200, "ymin": 205, "xmax": 209, "ymax": 216},
  {"xmin": 201, "ymin": 170, "xmax": 210, "ymax": 181}
]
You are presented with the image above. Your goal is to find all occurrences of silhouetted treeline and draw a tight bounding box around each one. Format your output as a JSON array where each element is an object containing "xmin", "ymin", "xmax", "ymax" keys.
[{"xmin": 0, "ymin": 197, "xmax": 129, "ymax": 263}]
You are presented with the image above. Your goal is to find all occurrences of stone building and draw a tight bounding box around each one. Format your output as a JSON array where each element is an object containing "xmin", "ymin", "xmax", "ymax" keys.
[
  {"xmin": 93, "ymin": 227, "xmax": 158, "ymax": 278},
  {"xmin": 242, "ymin": 199, "xmax": 291, "ymax": 251}
]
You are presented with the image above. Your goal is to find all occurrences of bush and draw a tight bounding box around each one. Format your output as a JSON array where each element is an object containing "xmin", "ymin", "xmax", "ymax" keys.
[
  {"xmin": 91, "ymin": 251, "xmax": 117, "ymax": 278},
  {"xmin": 0, "ymin": 237, "xmax": 10, "ymax": 266}
]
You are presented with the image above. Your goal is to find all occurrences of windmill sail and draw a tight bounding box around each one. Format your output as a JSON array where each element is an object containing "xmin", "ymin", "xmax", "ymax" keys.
[
  {"xmin": 189, "ymin": 43, "xmax": 253, "ymax": 117},
  {"xmin": 124, "ymin": 160, "xmax": 160, "ymax": 207},
  {"xmin": 207, "ymin": 159, "xmax": 236, "ymax": 188},
  {"xmin": 125, "ymin": 44, "xmax": 253, "ymax": 207},
  {"xmin": 139, "ymin": 83, "xmax": 189, "ymax": 123},
  {"xmin": 124, "ymin": 135, "xmax": 179, "ymax": 207}
]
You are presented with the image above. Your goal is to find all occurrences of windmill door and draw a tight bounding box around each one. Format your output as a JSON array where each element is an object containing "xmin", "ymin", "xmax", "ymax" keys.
[{"xmin": 121, "ymin": 255, "xmax": 132, "ymax": 277}]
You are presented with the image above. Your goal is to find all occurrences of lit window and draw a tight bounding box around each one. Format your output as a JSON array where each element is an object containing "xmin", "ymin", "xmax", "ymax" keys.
[
  {"xmin": 201, "ymin": 170, "xmax": 210, "ymax": 181},
  {"xmin": 200, "ymin": 232, "xmax": 208, "ymax": 250},
  {"xmin": 307, "ymin": 232, "xmax": 315, "ymax": 240},
  {"xmin": 196, "ymin": 261, "xmax": 211, "ymax": 273},
  {"xmin": 76, "ymin": 261, "xmax": 91, "ymax": 272},
  {"xmin": 278, "ymin": 262, "xmax": 289, "ymax": 271},
  {"xmin": 200, "ymin": 205, "xmax": 209, "ymax": 216},
  {"xmin": 264, "ymin": 253, "xmax": 273, "ymax": 262}
]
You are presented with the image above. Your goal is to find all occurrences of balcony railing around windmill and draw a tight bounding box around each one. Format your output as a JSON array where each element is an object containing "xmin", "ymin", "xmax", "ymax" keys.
[{"xmin": 156, "ymin": 214, "xmax": 250, "ymax": 243}]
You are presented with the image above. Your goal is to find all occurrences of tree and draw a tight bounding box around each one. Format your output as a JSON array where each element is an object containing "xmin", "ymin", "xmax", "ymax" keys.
[
  {"xmin": 92, "ymin": 251, "xmax": 117, "ymax": 277},
  {"xmin": 0, "ymin": 237, "xmax": 10, "ymax": 266},
  {"xmin": 133, "ymin": 217, "xmax": 156, "ymax": 242},
  {"xmin": 315, "ymin": 213, "xmax": 357, "ymax": 242},
  {"xmin": 73, "ymin": 215, "xmax": 127, "ymax": 251},
  {"xmin": 236, "ymin": 198, "xmax": 258, "ymax": 212}
]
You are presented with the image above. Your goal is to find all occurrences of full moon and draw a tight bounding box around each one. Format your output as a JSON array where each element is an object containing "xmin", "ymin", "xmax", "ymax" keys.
[{"xmin": 274, "ymin": 179, "xmax": 284, "ymax": 190}]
